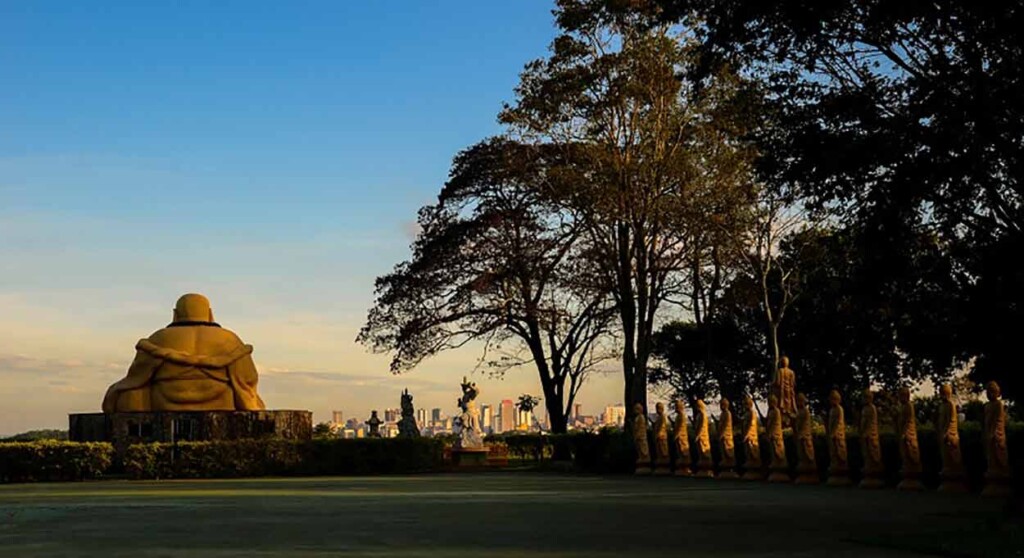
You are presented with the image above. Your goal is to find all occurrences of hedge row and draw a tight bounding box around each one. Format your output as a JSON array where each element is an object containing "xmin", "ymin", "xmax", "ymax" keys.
[
  {"xmin": 489, "ymin": 427, "xmax": 1024, "ymax": 491},
  {"xmin": 123, "ymin": 437, "xmax": 445, "ymax": 480},
  {"xmin": 0, "ymin": 441, "xmax": 113, "ymax": 482}
]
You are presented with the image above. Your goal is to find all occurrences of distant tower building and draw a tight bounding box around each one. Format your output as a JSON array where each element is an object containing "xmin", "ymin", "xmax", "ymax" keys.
[
  {"xmin": 573, "ymin": 403, "xmax": 583, "ymax": 421},
  {"xmin": 481, "ymin": 404, "xmax": 494, "ymax": 433},
  {"xmin": 331, "ymin": 410, "xmax": 344, "ymax": 425},
  {"xmin": 416, "ymin": 408, "xmax": 427, "ymax": 428},
  {"xmin": 603, "ymin": 404, "xmax": 626, "ymax": 427},
  {"xmin": 431, "ymin": 407, "xmax": 442, "ymax": 427},
  {"xmin": 500, "ymin": 399, "xmax": 515, "ymax": 433},
  {"xmin": 384, "ymin": 408, "xmax": 399, "ymax": 423}
]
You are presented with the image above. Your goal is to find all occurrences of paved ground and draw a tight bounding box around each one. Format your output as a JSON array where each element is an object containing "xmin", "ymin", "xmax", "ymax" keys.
[{"xmin": 0, "ymin": 473, "xmax": 1020, "ymax": 557}]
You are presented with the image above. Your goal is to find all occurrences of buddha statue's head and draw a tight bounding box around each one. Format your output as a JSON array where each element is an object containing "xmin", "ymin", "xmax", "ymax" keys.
[
  {"xmin": 656, "ymin": 402, "xmax": 665, "ymax": 416},
  {"xmin": 796, "ymin": 392, "xmax": 808, "ymax": 408},
  {"xmin": 829, "ymin": 389, "xmax": 841, "ymax": 406},
  {"xmin": 780, "ymin": 355, "xmax": 789, "ymax": 368},
  {"xmin": 720, "ymin": 398, "xmax": 730, "ymax": 412},
  {"xmin": 744, "ymin": 394, "xmax": 754, "ymax": 410},
  {"xmin": 768, "ymin": 394, "xmax": 778, "ymax": 409},
  {"xmin": 863, "ymin": 390, "xmax": 874, "ymax": 405},
  {"xmin": 173, "ymin": 293, "xmax": 214, "ymax": 323}
]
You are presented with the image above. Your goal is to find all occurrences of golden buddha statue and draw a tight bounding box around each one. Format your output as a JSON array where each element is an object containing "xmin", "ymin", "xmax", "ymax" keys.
[
  {"xmin": 672, "ymin": 399, "xmax": 691, "ymax": 476},
  {"xmin": 896, "ymin": 387, "xmax": 923, "ymax": 491},
  {"xmin": 102, "ymin": 293, "xmax": 266, "ymax": 413},
  {"xmin": 741, "ymin": 395, "xmax": 764, "ymax": 480},
  {"xmin": 859, "ymin": 390, "xmax": 884, "ymax": 489},
  {"xmin": 982, "ymin": 381, "xmax": 1012, "ymax": 497},
  {"xmin": 716, "ymin": 398, "xmax": 739, "ymax": 479},
  {"xmin": 693, "ymin": 399, "xmax": 714, "ymax": 478},
  {"xmin": 794, "ymin": 392, "xmax": 818, "ymax": 485},
  {"xmin": 936, "ymin": 383, "xmax": 967, "ymax": 493},
  {"xmin": 653, "ymin": 402, "xmax": 672, "ymax": 474},
  {"xmin": 826, "ymin": 390, "xmax": 851, "ymax": 486},
  {"xmin": 632, "ymin": 403, "xmax": 651, "ymax": 474},
  {"xmin": 766, "ymin": 394, "xmax": 790, "ymax": 483}
]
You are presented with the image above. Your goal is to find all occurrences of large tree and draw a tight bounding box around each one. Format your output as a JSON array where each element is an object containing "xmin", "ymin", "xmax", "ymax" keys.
[
  {"xmin": 656, "ymin": 0, "xmax": 1024, "ymax": 398},
  {"xmin": 500, "ymin": 0, "xmax": 756, "ymax": 421},
  {"xmin": 358, "ymin": 139, "xmax": 614, "ymax": 434}
]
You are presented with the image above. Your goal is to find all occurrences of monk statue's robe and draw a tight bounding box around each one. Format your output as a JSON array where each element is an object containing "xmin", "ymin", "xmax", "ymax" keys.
[{"xmin": 102, "ymin": 293, "xmax": 266, "ymax": 412}]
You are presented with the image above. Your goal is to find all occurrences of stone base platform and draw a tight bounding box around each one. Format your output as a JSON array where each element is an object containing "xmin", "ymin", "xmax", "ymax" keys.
[
  {"xmin": 69, "ymin": 410, "xmax": 312, "ymax": 457},
  {"xmin": 452, "ymin": 448, "xmax": 489, "ymax": 468}
]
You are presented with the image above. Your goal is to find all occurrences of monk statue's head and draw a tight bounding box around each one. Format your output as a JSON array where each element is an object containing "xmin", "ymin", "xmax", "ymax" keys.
[
  {"xmin": 173, "ymin": 293, "xmax": 214, "ymax": 323},
  {"xmin": 986, "ymin": 381, "xmax": 1001, "ymax": 401},
  {"xmin": 940, "ymin": 383, "xmax": 953, "ymax": 402},
  {"xmin": 768, "ymin": 394, "xmax": 778, "ymax": 409},
  {"xmin": 899, "ymin": 386, "xmax": 911, "ymax": 404},
  {"xmin": 656, "ymin": 402, "xmax": 665, "ymax": 416},
  {"xmin": 829, "ymin": 389, "xmax": 841, "ymax": 406},
  {"xmin": 720, "ymin": 398, "xmax": 730, "ymax": 412},
  {"xmin": 796, "ymin": 392, "xmax": 808, "ymax": 408},
  {"xmin": 863, "ymin": 390, "xmax": 874, "ymax": 404},
  {"xmin": 674, "ymin": 399, "xmax": 685, "ymax": 415},
  {"xmin": 780, "ymin": 355, "xmax": 789, "ymax": 368}
]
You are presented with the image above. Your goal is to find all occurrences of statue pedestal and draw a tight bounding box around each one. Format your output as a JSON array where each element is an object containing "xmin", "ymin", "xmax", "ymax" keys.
[
  {"xmin": 897, "ymin": 471, "xmax": 924, "ymax": 491},
  {"xmin": 653, "ymin": 459, "xmax": 671, "ymax": 475},
  {"xmin": 452, "ymin": 448, "xmax": 489, "ymax": 468},
  {"xmin": 794, "ymin": 465, "xmax": 819, "ymax": 485},
  {"xmin": 768, "ymin": 468, "xmax": 791, "ymax": 483},
  {"xmin": 742, "ymin": 468, "xmax": 765, "ymax": 481},
  {"xmin": 859, "ymin": 472, "xmax": 885, "ymax": 489},
  {"xmin": 673, "ymin": 464, "xmax": 691, "ymax": 477},
  {"xmin": 827, "ymin": 468, "xmax": 851, "ymax": 487},
  {"xmin": 717, "ymin": 469, "xmax": 739, "ymax": 480},
  {"xmin": 938, "ymin": 470, "xmax": 969, "ymax": 493},
  {"xmin": 69, "ymin": 410, "xmax": 312, "ymax": 459},
  {"xmin": 982, "ymin": 473, "xmax": 1012, "ymax": 498},
  {"xmin": 693, "ymin": 459, "xmax": 714, "ymax": 478}
]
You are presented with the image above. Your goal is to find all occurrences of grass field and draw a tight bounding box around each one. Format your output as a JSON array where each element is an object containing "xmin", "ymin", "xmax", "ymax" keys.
[{"xmin": 0, "ymin": 473, "xmax": 1020, "ymax": 557}]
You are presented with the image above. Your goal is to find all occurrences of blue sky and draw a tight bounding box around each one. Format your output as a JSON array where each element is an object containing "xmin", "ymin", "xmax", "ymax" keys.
[{"xmin": 0, "ymin": 1, "xmax": 625, "ymax": 433}]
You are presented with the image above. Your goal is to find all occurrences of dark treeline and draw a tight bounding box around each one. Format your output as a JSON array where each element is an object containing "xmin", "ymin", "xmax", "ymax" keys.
[{"xmin": 361, "ymin": 0, "xmax": 1024, "ymax": 430}]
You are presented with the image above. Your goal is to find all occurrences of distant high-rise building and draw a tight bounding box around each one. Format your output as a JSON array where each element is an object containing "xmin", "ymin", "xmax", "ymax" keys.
[
  {"xmin": 416, "ymin": 408, "xmax": 427, "ymax": 428},
  {"xmin": 331, "ymin": 410, "xmax": 344, "ymax": 425},
  {"xmin": 500, "ymin": 399, "xmax": 515, "ymax": 433},
  {"xmin": 573, "ymin": 403, "xmax": 583, "ymax": 421},
  {"xmin": 603, "ymin": 404, "xmax": 626, "ymax": 427},
  {"xmin": 431, "ymin": 408, "xmax": 442, "ymax": 427},
  {"xmin": 481, "ymin": 405, "xmax": 494, "ymax": 432},
  {"xmin": 384, "ymin": 408, "xmax": 399, "ymax": 423}
]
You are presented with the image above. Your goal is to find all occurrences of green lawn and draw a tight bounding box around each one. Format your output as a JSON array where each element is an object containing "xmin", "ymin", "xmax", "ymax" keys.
[{"xmin": 0, "ymin": 473, "xmax": 1019, "ymax": 557}]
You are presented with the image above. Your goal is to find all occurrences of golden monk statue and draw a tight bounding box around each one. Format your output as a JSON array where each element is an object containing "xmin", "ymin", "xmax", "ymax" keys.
[
  {"xmin": 936, "ymin": 383, "xmax": 967, "ymax": 492},
  {"xmin": 794, "ymin": 393, "xmax": 818, "ymax": 485},
  {"xmin": 653, "ymin": 402, "xmax": 671, "ymax": 474},
  {"xmin": 772, "ymin": 355, "xmax": 797, "ymax": 420},
  {"xmin": 766, "ymin": 394, "xmax": 789, "ymax": 483},
  {"xmin": 716, "ymin": 398, "xmax": 739, "ymax": 479},
  {"xmin": 896, "ymin": 387, "xmax": 923, "ymax": 491},
  {"xmin": 826, "ymin": 390, "xmax": 850, "ymax": 486},
  {"xmin": 741, "ymin": 395, "xmax": 763, "ymax": 480},
  {"xmin": 103, "ymin": 294, "xmax": 266, "ymax": 413},
  {"xmin": 859, "ymin": 390, "xmax": 884, "ymax": 489},
  {"xmin": 672, "ymin": 399, "xmax": 691, "ymax": 476},
  {"xmin": 693, "ymin": 399, "xmax": 714, "ymax": 478},
  {"xmin": 632, "ymin": 403, "xmax": 651, "ymax": 474},
  {"xmin": 982, "ymin": 381, "xmax": 1011, "ymax": 497}
]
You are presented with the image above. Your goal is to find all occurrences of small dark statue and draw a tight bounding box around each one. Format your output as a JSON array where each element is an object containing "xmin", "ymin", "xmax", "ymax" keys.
[
  {"xmin": 398, "ymin": 388, "xmax": 420, "ymax": 438},
  {"xmin": 366, "ymin": 410, "xmax": 382, "ymax": 438}
]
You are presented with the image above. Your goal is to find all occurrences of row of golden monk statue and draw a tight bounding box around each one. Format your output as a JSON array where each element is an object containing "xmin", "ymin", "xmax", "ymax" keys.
[{"xmin": 633, "ymin": 378, "xmax": 1012, "ymax": 497}]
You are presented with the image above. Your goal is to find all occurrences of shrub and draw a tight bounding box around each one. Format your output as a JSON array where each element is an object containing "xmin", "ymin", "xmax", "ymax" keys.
[
  {"xmin": 123, "ymin": 438, "xmax": 445, "ymax": 480},
  {"xmin": 0, "ymin": 441, "xmax": 113, "ymax": 483}
]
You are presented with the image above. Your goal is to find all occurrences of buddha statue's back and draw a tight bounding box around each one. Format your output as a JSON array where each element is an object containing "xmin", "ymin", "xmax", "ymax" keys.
[{"xmin": 102, "ymin": 293, "xmax": 266, "ymax": 413}]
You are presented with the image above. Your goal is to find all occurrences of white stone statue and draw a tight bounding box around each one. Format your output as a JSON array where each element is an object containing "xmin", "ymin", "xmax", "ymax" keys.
[{"xmin": 455, "ymin": 376, "xmax": 484, "ymax": 449}]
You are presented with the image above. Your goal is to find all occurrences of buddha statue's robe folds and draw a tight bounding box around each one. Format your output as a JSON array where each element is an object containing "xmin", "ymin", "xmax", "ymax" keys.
[{"xmin": 102, "ymin": 294, "xmax": 266, "ymax": 413}]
